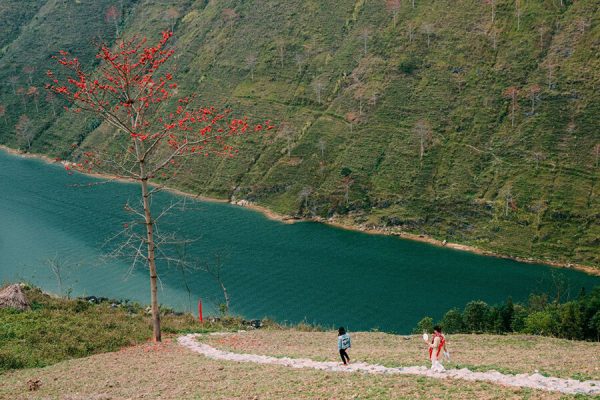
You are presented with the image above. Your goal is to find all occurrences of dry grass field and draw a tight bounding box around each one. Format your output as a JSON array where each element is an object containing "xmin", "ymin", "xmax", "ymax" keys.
[{"xmin": 1, "ymin": 330, "xmax": 598, "ymax": 400}]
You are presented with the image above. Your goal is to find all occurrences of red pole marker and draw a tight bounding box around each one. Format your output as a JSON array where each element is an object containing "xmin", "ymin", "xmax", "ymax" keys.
[{"xmin": 198, "ymin": 298, "xmax": 203, "ymax": 323}]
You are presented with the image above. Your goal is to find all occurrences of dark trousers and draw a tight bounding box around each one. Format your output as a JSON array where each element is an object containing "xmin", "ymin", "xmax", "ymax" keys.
[{"xmin": 339, "ymin": 348, "xmax": 350, "ymax": 364}]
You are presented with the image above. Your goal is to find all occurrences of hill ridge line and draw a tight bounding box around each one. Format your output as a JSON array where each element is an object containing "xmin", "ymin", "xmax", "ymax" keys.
[{"xmin": 178, "ymin": 333, "xmax": 600, "ymax": 396}]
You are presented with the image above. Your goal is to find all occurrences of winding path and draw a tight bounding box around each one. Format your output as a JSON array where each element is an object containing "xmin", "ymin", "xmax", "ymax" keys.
[{"xmin": 178, "ymin": 334, "xmax": 600, "ymax": 396}]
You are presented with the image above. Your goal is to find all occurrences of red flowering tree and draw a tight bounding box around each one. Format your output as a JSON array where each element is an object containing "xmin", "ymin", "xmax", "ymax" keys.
[{"xmin": 46, "ymin": 32, "xmax": 272, "ymax": 342}]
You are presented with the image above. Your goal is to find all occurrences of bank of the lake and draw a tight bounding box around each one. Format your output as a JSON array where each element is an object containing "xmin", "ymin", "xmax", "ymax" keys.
[
  {"xmin": 1, "ymin": 147, "xmax": 599, "ymax": 333},
  {"xmin": 2, "ymin": 145, "xmax": 598, "ymax": 277}
]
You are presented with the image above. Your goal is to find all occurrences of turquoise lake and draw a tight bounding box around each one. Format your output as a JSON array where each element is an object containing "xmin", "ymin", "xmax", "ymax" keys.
[{"xmin": 1, "ymin": 149, "xmax": 598, "ymax": 333}]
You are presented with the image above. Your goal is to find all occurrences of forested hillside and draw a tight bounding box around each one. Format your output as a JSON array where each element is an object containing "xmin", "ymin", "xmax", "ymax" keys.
[{"xmin": 0, "ymin": 0, "xmax": 598, "ymax": 267}]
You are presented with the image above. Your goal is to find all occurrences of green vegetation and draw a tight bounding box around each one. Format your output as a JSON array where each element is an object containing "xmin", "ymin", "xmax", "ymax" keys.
[
  {"xmin": 415, "ymin": 284, "xmax": 600, "ymax": 341},
  {"xmin": 0, "ymin": 285, "xmax": 259, "ymax": 373},
  {"xmin": 0, "ymin": 0, "xmax": 598, "ymax": 267}
]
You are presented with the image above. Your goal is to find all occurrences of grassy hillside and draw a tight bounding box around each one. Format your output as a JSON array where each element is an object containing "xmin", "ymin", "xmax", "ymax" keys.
[
  {"xmin": 0, "ymin": 0, "xmax": 598, "ymax": 267},
  {"xmin": 0, "ymin": 286, "xmax": 212, "ymax": 372}
]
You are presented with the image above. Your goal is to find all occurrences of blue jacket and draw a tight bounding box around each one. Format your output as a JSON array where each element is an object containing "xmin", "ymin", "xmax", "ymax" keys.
[{"xmin": 338, "ymin": 333, "xmax": 351, "ymax": 350}]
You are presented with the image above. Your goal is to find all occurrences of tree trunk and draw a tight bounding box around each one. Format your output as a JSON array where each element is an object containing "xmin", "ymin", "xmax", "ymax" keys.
[
  {"xmin": 511, "ymin": 95, "xmax": 516, "ymax": 127},
  {"xmin": 141, "ymin": 176, "xmax": 161, "ymax": 342},
  {"xmin": 136, "ymin": 139, "xmax": 161, "ymax": 342},
  {"xmin": 221, "ymin": 282, "xmax": 230, "ymax": 312}
]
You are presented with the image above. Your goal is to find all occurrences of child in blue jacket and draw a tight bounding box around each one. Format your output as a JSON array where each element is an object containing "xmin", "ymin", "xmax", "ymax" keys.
[{"xmin": 337, "ymin": 326, "xmax": 351, "ymax": 365}]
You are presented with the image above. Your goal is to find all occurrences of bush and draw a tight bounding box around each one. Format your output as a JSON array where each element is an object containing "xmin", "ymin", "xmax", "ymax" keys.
[
  {"xmin": 589, "ymin": 312, "xmax": 600, "ymax": 341},
  {"xmin": 414, "ymin": 285, "xmax": 600, "ymax": 341},
  {"xmin": 413, "ymin": 316, "xmax": 433, "ymax": 334},
  {"xmin": 0, "ymin": 351, "xmax": 25, "ymax": 370},
  {"xmin": 524, "ymin": 310, "xmax": 557, "ymax": 336},
  {"xmin": 463, "ymin": 301, "xmax": 490, "ymax": 333},
  {"xmin": 440, "ymin": 308, "xmax": 464, "ymax": 333},
  {"xmin": 511, "ymin": 304, "xmax": 528, "ymax": 332},
  {"xmin": 557, "ymin": 301, "xmax": 584, "ymax": 340}
]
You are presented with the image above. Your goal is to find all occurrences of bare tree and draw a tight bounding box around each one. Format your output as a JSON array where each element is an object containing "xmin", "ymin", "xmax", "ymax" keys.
[
  {"xmin": 23, "ymin": 66, "xmax": 35, "ymax": 84},
  {"xmin": 386, "ymin": 0, "xmax": 401, "ymax": 27},
  {"xmin": 15, "ymin": 114, "xmax": 34, "ymax": 150},
  {"xmin": 353, "ymin": 79, "xmax": 368, "ymax": 115},
  {"xmin": 45, "ymin": 255, "xmax": 79, "ymax": 298},
  {"xmin": 504, "ymin": 189, "xmax": 514, "ymax": 217},
  {"xmin": 163, "ymin": 8, "xmax": 180, "ymax": 31},
  {"xmin": 295, "ymin": 52, "xmax": 306, "ymax": 73},
  {"xmin": 411, "ymin": 0, "xmax": 415, "ymax": 9},
  {"xmin": 454, "ymin": 72, "xmax": 466, "ymax": 94},
  {"xmin": 299, "ymin": 186, "xmax": 313, "ymax": 212},
  {"xmin": 538, "ymin": 25, "xmax": 548, "ymax": 50},
  {"xmin": 105, "ymin": 5, "xmax": 121, "ymax": 37},
  {"xmin": 488, "ymin": 25, "xmax": 502, "ymax": 50},
  {"xmin": 421, "ymin": 23, "xmax": 435, "ymax": 48},
  {"xmin": 346, "ymin": 111, "xmax": 360, "ymax": 133},
  {"xmin": 575, "ymin": 17, "xmax": 590, "ymax": 35},
  {"xmin": 245, "ymin": 54, "xmax": 258, "ymax": 81},
  {"xmin": 413, "ymin": 119, "xmax": 432, "ymax": 162},
  {"xmin": 16, "ymin": 87, "xmax": 27, "ymax": 110},
  {"xmin": 278, "ymin": 123, "xmax": 295, "ymax": 157},
  {"xmin": 593, "ymin": 144, "xmax": 600, "ymax": 168},
  {"xmin": 545, "ymin": 63, "xmax": 556, "ymax": 90},
  {"xmin": 318, "ymin": 138, "xmax": 326, "ymax": 160},
  {"xmin": 0, "ymin": 104, "xmax": 6, "ymax": 124},
  {"xmin": 369, "ymin": 92, "xmax": 379, "ymax": 106},
  {"xmin": 8, "ymin": 75, "xmax": 19, "ymax": 94},
  {"xmin": 359, "ymin": 28, "xmax": 371, "ymax": 55},
  {"xmin": 532, "ymin": 151, "xmax": 546, "ymax": 170},
  {"xmin": 46, "ymin": 256, "xmax": 65, "ymax": 298},
  {"xmin": 27, "ymin": 86, "xmax": 40, "ymax": 113},
  {"xmin": 527, "ymin": 84, "xmax": 541, "ymax": 114},
  {"xmin": 222, "ymin": 8, "xmax": 239, "ymax": 26},
  {"xmin": 198, "ymin": 252, "xmax": 230, "ymax": 315},
  {"xmin": 340, "ymin": 168, "xmax": 354, "ymax": 206},
  {"xmin": 45, "ymin": 92, "xmax": 58, "ymax": 117},
  {"xmin": 530, "ymin": 199, "xmax": 547, "ymax": 227},
  {"xmin": 484, "ymin": 0, "xmax": 496, "ymax": 25},
  {"xmin": 515, "ymin": 0, "xmax": 522, "ymax": 31},
  {"xmin": 407, "ymin": 22, "xmax": 416, "ymax": 43},
  {"xmin": 312, "ymin": 79, "xmax": 326, "ymax": 104},
  {"xmin": 275, "ymin": 38, "xmax": 286, "ymax": 68},
  {"xmin": 503, "ymin": 86, "xmax": 519, "ymax": 127}
]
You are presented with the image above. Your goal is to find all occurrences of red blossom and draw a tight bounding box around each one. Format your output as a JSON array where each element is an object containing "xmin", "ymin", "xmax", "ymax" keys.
[{"xmin": 47, "ymin": 32, "xmax": 274, "ymax": 178}]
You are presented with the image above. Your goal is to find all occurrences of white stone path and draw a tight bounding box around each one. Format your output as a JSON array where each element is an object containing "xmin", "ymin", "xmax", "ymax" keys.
[{"xmin": 178, "ymin": 334, "xmax": 600, "ymax": 396}]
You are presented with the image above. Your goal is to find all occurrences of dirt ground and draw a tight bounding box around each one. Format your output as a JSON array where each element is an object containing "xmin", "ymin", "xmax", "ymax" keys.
[{"xmin": 1, "ymin": 332, "xmax": 597, "ymax": 399}]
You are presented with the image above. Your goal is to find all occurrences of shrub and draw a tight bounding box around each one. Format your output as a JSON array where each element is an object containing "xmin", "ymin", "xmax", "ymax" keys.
[
  {"xmin": 524, "ymin": 310, "xmax": 557, "ymax": 336},
  {"xmin": 413, "ymin": 316, "xmax": 433, "ymax": 334},
  {"xmin": 463, "ymin": 301, "xmax": 490, "ymax": 333},
  {"xmin": 440, "ymin": 308, "xmax": 464, "ymax": 333},
  {"xmin": 557, "ymin": 301, "xmax": 584, "ymax": 340}
]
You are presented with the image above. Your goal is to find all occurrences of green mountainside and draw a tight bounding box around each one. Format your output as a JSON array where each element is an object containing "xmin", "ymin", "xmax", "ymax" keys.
[{"xmin": 0, "ymin": 0, "xmax": 598, "ymax": 267}]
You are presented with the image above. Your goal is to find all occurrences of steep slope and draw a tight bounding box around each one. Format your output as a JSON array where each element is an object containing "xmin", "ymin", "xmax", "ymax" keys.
[{"xmin": 0, "ymin": 0, "xmax": 598, "ymax": 267}]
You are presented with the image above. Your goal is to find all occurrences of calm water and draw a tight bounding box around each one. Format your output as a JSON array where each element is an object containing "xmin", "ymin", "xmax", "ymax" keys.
[{"xmin": 0, "ymin": 149, "xmax": 598, "ymax": 333}]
